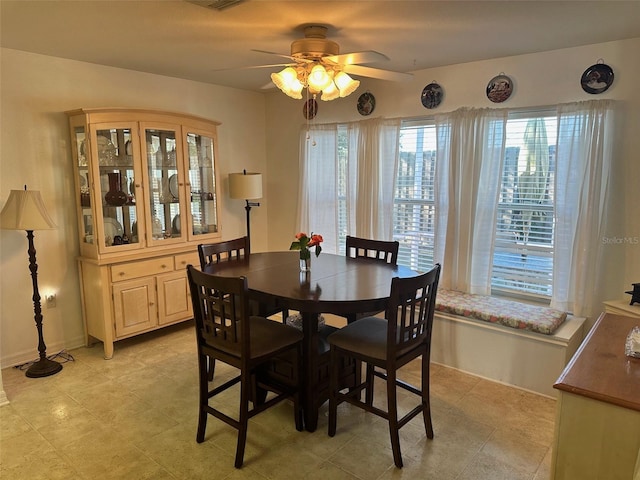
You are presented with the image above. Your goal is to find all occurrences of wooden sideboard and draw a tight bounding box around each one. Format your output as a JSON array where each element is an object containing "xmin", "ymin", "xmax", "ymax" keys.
[{"xmin": 551, "ymin": 312, "xmax": 640, "ymax": 480}]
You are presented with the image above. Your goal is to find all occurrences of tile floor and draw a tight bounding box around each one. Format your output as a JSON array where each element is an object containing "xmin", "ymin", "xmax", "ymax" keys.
[{"xmin": 1, "ymin": 318, "xmax": 556, "ymax": 479}]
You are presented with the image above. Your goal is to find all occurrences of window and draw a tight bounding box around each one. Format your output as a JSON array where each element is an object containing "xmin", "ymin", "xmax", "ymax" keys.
[
  {"xmin": 324, "ymin": 102, "xmax": 610, "ymax": 308},
  {"xmin": 394, "ymin": 122, "xmax": 437, "ymax": 272},
  {"xmin": 492, "ymin": 113, "xmax": 557, "ymax": 298}
]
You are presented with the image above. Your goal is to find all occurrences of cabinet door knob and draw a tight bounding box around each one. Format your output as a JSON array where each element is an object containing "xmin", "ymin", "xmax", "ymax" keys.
[
  {"xmin": 118, "ymin": 272, "xmax": 125, "ymax": 276},
  {"xmin": 161, "ymin": 264, "xmax": 168, "ymax": 269}
]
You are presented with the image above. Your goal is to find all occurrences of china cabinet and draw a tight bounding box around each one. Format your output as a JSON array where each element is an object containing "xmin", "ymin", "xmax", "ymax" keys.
[{"xmin": 66, "ymin": 108, "xmax": 222, "ymax": 358}]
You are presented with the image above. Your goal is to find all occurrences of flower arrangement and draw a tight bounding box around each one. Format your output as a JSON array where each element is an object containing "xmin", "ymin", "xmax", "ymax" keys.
[{"xmin": 290, "ymin": 232, "xmax": 323, "ymax": 260}]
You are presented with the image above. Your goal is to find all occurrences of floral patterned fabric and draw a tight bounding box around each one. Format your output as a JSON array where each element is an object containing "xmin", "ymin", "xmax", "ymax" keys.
[{"xmin": 435, "ymin": 289, "xmax": 567, "ymax": 335}]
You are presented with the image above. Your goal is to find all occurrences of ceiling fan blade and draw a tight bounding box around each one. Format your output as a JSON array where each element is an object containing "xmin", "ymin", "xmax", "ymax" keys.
[
  {"xmin": 325, "ymin": 50, "xmax": 390, "ymax": 66},
  {"xmin": 251, "ymin": 48, "xmax": 295, "ymax": 61},
  {"xmin": 342, "ymin": 64, "xmax": 413, "ymax": 82},
  {"xmin": 211, "ymin": 63, "xmax": 294, "ymax": 72}
]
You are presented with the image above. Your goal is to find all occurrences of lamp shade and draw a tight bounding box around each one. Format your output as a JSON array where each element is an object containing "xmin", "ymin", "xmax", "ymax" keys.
[
  {"xmin": 229, "ymin": 172, "xmax": 263, "ymax": 200},
  {"xmin": 1, "ymin": 188, "xmax": 56, "ymax": 230}
]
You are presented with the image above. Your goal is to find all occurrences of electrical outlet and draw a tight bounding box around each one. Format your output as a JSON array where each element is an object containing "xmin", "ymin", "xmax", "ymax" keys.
[{"xmin": 46, "ymin": 294, "xmax": 57, "ymax": 308}]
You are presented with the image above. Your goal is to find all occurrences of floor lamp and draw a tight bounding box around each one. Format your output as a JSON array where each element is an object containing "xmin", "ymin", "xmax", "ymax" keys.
[
  {"xmin": 1, "ymin": 186, "xmax": 61, "ymax": 378},
  {"xmin": 229, "ymin": 170, "xmax": 262, "ymax": 249}
]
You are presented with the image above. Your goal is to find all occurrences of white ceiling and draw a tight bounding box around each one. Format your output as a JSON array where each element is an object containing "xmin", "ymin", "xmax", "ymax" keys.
[{"xmin": 2, "ymin": 0, "xmax": 640, "ymax": 92}]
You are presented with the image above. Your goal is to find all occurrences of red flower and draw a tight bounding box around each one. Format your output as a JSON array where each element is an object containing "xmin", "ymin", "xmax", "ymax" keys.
[{"xmin": 290, "ymin": 231, "xmax": 323, "ymax": 257}]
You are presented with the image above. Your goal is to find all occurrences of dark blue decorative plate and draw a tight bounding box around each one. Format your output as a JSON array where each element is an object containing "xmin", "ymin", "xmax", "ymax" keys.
[
  {"xmin": 421, "ymin": 82, "xmax": 443, "ymax": 109},
  {"xmin": 581, "ymin": 62, "xmax": 614, "ymax": 94}
]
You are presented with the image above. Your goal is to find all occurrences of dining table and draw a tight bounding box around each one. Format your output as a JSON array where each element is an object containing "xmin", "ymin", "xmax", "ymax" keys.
[{"xmin": 202, "ymin": 250, "xmax": 419, "ymax": 432}]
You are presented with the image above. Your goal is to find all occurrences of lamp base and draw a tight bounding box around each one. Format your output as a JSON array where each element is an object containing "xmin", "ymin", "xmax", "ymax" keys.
[{"xmin": 25, "ymin": 358, "xmax": 63, "ymax": 378}]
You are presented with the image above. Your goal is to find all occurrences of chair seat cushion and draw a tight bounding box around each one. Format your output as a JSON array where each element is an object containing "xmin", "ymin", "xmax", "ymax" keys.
[
  {"xmin": 210, "ymin": 317, "xmax": 303, "ymax": 360},
  {"xmin": 249, "ymin": 316, "xmax": 303, "ymax": 359},
  {"xmin": 328, "ymin": 317, "xmax": 388, "ymax": 361}
]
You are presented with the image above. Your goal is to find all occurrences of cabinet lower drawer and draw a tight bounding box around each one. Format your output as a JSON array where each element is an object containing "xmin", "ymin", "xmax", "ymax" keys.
[{"xmin": 111, "ymin": 256, "xmax": 173, "ymax": 282}]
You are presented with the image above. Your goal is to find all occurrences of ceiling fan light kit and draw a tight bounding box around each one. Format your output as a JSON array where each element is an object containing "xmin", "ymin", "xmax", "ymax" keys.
[
  {"xmin": 272, "ymin": 62, "xmax": 360, "ymax": 101},
  {"xmin": 267, "ymin": 25, "xmax": 406, "ymax": 102}
]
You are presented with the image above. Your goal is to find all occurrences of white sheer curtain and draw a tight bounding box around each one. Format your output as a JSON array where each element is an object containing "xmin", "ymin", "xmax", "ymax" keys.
[
  {"xmin": 552, "ymin": 100, "xmax": 615, "ymax": 317},
  {"xmin": 297, "ymin": 124, "xmax": 341, "ymax": 254},
  {"xmin": 298, "ymin": 118, "xmax": 400, "ymax": 254},
  {"xmin": 433, "ymin": 108, "xmax": 508, "ymax": 294},
  {"xmin": 348, "ymin": 118, "xmax": 401, "ymax": 240}
]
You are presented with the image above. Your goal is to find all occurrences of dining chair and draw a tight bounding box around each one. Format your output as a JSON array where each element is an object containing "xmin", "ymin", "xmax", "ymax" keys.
[
  {"xmin": 198, "ymin": 237, "xmax": 288, "ymax": 381},
  {"xmin": 198, "ymin": 236, "xmax": 249, "ymax": 267},
  {"xmin": 198, "ymin": 236, "xmax": 288, "ymax": 318},
  {"xmin": 327, "ymin": 263, "xmax": 441, "ymax": 468},
  {"xmin": 344, "ymin": 235, "xmax": 400, "ymax": 324},
  {"xmin": 187, "ymin": 265, "xmax": 304, "ymax": 468},
  {"xmin": 345, "ymin": 235, "xmax": 399, "ymax": 265}
]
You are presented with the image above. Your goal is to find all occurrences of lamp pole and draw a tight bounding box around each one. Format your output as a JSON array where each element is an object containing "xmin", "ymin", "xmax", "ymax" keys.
[
  {"xmin": 244, "ymin": 198, "xmax": 260, "ymax": 249},
  {"xmin": 25, "ymin": 229, "xmax": 62, "ymax": 378}
]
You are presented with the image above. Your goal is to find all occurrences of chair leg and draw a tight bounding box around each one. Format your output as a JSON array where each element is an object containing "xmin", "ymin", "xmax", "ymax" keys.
[
  {"xmin": 293, "ymin": 344, "xmax": 304, "ymax": 431},
  {"xmin": 235, "ymin": 372, "xmax": 251, "ymax": 468},
  {"xmin": 328, "ymin": 347, "xmax": 339, "ymax": 437},
  {"xmin": 207, "ymin": 356, "xmax": 215, "ymax": 381},
  {"xmin": 196, "ymin": 356, "xmax": 209, "ymax": 443},
  {"xmin": 365, "ymin": 363, "xmax": 375, "ymax": 406},
  {"xmin": 422, "ymin": 353, "xmax": 434, "ymax": 439},
  {"xmin": 386, "ymin": 369, "xmax": 403, "ymax": 468}
]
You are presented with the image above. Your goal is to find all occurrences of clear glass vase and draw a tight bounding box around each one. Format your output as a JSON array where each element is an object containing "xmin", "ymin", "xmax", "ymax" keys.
[{"xmin": 299, "ymin": 252, "xmax": 311, "ymax": 272}]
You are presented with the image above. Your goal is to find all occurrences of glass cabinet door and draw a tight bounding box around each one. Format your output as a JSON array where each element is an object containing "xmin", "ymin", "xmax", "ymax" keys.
[
  {"xmin": 92, "ymin": 125, "xmax": 143, "ymax": 252},
  {"xmin": 184, "ymin": 130, "xmax": 219, "ymax": 238},
  {"xmin": 143, "ymin": 126, "xmax": 184, "ymax": 245},
  {"xmin": 73, "ymin": 125, "xmax": 94, "ymax": 252}
]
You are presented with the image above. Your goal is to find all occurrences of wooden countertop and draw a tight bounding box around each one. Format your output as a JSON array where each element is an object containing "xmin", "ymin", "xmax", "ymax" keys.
[{"xmin": 554, "ymin": 312, "xmax": 640, "ymax": 412}]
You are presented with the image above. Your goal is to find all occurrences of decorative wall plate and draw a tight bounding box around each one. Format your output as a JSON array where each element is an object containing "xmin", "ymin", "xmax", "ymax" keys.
[
  {"xmin": 357, "ymin": 92, "xmax": 376, "ymax": 116},
  {"xmin": 303, "ymin": 98, "xmax": 318, "ymax": 119},
  {"xmin": 421, "ymin": 82, "xmax": 443, "ymax": 109},
  {"xmin": 486, "ymin": 74, "xmax": 513, "ymax": 103},
  {"xmin": 581, "ymin": 62, "xmax": 614, "ymax": 94}
]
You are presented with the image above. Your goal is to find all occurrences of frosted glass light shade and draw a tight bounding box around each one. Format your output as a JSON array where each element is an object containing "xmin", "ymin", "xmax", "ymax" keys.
[
  {"xmin": 1, "ymin": 188, "xmax": 56, "ymax": 230},
  {"xmin": 271, "ymin": 68, "xmax": 304, "ymax": 99},
  {"xmin": 320, "ymin": 81, "xmax": 340, "ymax": 101},
  {"xmin": 334, "ymin": 71, "xmax": 360, "ymax": 97},
  {"xmin": 308, "ymin": 64, "xmax": 332, "ymax": 91},
  {"xmin": 229, "ymin": 172, "xmax": 263, "ymax": 200}
]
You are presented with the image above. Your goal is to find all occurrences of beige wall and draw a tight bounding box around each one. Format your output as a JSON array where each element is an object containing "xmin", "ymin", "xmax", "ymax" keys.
[
  {"xmin": 0, "ymin": 48, "xmax": 269, "ymax": 367},
  {"xmin": 1, "ymin": 37, "xmax": 639, "ymax": 367}
]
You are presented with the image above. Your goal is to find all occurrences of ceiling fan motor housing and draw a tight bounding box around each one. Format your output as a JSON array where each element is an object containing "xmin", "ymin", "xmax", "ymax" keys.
[{"xmin": 291, "ymin": 25, "xmax": 339, "ymax": 59}]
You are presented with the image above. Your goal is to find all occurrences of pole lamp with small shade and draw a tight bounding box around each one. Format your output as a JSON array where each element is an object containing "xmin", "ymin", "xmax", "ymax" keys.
[
  {"xmin": 228, "ymin": 170, "xmax": 262, "ymax": 249},
  {"xmin": 0, "ymin": 186, "xmax": 62, "ymax": 378}
]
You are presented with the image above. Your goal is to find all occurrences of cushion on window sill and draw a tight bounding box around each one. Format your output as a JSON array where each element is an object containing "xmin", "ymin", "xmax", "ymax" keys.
[{"xmin": 435, "ymin": 289, "xmax": 567, "ymax": 335}]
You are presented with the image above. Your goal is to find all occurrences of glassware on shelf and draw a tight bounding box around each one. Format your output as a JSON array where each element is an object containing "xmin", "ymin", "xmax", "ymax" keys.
[{"xmin": 104, "ymin": 172, "xmax": 128, "ymax": 206}]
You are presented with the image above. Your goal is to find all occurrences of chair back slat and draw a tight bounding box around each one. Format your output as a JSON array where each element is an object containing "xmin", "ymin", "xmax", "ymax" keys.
[
  {"xmin": 198, "ymin": 236, "xmax": 249, "ymax": 270},
  {"xmin": 346, "ymin": 235, "xmax": 399, "ymax": 265},
  {"xmin": 187, "ymin": 265, "xmax": 250, "ymax": 356},
  {"xmin": 386, "ymin": 264, "xmax": 441, "ymax": 356}
]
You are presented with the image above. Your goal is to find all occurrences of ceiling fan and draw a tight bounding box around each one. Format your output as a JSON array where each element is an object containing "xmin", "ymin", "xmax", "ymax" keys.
[{"xmin": 252, "ymin": 25, "xmax": 413, "ymax": 101}]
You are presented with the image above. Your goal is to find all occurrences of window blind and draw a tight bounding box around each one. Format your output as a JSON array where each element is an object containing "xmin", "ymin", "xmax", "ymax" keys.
[{"xmin": 491, "ymin": 114, "xmax": 556, "ymax": 297}]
